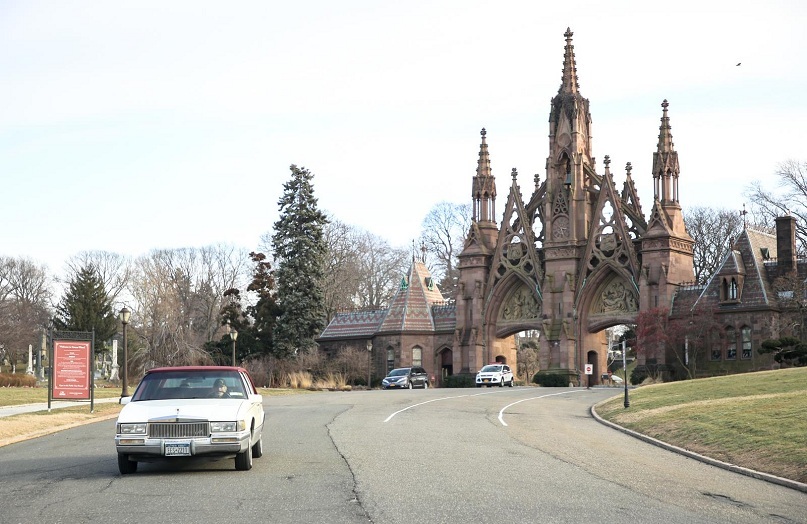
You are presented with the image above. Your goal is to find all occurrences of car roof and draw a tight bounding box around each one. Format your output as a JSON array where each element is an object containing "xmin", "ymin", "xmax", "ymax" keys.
[{"xmin": 145, "ymin": 366, "xmax": 249, "ymax": 375}]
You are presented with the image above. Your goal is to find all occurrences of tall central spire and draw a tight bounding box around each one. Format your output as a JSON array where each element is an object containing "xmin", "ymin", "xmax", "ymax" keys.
[
  {"xmin": 559, "ymin": 27, "xmax": 580, "ymax": 94},
  {"xmin": 652, "ymin": 99, "xmax": 681, "ymax": 205}
]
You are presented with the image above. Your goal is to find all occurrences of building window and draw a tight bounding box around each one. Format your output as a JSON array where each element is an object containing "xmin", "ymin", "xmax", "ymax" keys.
[
  {"xmin": 726, "ymin": 326, "xmax": 737, "ymax": 360},
  {"xmin": 741, "ymin": 326, "xmax": 752, "ymax": 359},
  {"xmin": 710, "ymin": 331, "xmax": 722, "ymax": 360},
  {"xmin": 412, "ymin": 346, "xmax": 422, "ymax": 367},
  {"xmin": 386, "ymin": 348, "xmax": 395, "ymax": 373},
  {"xmin": 729, "ymin": 279, "xmax": 738, "ymax": 300}
]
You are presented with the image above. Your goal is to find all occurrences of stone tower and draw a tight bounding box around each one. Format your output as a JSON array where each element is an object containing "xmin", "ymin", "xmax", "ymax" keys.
[{"xmin": 454, "ymin": 28, "xmax": 695, "ymax": 383}]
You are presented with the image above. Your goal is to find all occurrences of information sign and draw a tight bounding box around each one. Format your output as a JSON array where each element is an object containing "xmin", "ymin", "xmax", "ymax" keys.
[{"xmin": 53, "ymin": 340, "xmax": 91, "ymax": 399}]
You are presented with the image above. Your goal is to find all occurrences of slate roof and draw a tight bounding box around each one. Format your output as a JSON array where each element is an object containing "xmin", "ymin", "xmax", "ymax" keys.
[
  {"xmin": 673, "ymin": 227, "xmax": 793, "ymax": 315},
  {"xmin": 318, "ymin": 257, "xmax": 457, "ymax": 341}
]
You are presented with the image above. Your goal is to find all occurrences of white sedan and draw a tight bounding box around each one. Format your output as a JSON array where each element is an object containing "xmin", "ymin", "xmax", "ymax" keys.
[{"xmin": 115, "ymin": 366, "xmax": 265, "ymax": 474}]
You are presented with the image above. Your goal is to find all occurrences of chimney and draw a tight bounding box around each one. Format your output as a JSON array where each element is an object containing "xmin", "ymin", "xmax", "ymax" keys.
[{"xmin": 775, "ymin": 215, "xmax": 797, "ymax": 272}]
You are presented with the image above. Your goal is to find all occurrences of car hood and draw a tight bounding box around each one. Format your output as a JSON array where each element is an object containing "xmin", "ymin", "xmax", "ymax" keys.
[{"xmin": 117, "ymin": 399, "xmax": 252, "ymax": 423}]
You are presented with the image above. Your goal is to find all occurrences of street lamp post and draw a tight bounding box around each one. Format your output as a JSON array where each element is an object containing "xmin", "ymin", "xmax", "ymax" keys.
[
  {"xmin": 119, "ymin": 307, "xmax": 131, "ymax": 399},
  {"xmin": 366, "ymin": 340, "xmax": 373, "ymax": 389},
  {"xmin": 230, "ymin": 329, "xmax": 238, "ymax": 367},
  {"xmin": 622, "ymin": 339, "xmax": 630, "ymax": 408}
]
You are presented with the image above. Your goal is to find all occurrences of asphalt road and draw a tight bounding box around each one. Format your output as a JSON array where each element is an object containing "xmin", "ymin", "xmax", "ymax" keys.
[{"xmin": 0, "ymin": 387, "xmax": 805, "ymax": 524}]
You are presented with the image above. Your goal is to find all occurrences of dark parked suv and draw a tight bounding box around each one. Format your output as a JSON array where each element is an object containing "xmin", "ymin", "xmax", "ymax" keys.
[{"xmin": 382, "ymin": 367, "xmax": 429, "ymax": 389}]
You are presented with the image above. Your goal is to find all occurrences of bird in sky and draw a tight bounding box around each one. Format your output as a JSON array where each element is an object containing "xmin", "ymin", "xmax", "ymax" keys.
[{"xmin": 736, "ymin": 62, "xmax": 742, "ymax": 66}]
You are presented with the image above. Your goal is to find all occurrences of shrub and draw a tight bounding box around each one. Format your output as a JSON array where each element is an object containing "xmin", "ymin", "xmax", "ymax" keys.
[
  {"xmin": 442, "ymin": 374, "xmax": 475, "ymax": 388},
  {"xmin": 0, "ymin": 373, "xmax": 37, "ymax": 388},
  {"xmin": 532, "ymin": 372, "xmax": 571, "ymax": 387}
]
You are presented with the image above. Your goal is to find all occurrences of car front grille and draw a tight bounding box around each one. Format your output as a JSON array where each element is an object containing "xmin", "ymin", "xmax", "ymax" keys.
[{"xmin": 148, "ymin": 422, "xmax": 209, "ymax": 438}]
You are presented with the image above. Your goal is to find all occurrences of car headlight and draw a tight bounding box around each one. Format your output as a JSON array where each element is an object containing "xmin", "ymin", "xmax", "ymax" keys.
[
  {"xmin": 118, "ymin": 423, "xmax": 147, "ymax": 435},
  {"xmin": 210, "ymin": 421, "xmax": 237, "ymax": 433},
  {"xmin": 210, "ymin": 421, "xmax": 246, "ymax": 433}
]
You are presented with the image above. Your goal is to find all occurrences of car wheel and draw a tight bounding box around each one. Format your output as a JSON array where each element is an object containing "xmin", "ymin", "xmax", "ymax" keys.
[
  {"xmin": 407, "ymin": 381, "xmax": 413, "ymax": 390},
  {"xmin": 423, "ymin": 381, "xmax": 429, "ymax": 389},
  {"xmin": 508, "ymin": 378, "xmax": 514, "ymax": 387},
  {"xmin": 499, "ymin": 380, "xmax": 504, "ymax": 387},
  {"xmin": 235, "ymin": 446, "xmax": 253, "ymax": 470},
  {"xmin": 117, "ymin": 453, "xmax": 137, "ymax": 475},
  {"xmin": 252, "ymin": 435, "xmax": 263, "ymax": 459}
]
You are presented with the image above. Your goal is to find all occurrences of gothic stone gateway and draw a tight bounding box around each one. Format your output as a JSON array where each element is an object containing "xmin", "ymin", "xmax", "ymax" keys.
[
  {"xmin": 318, "ymin": 28, "xmax": 698, "ymax": 386},
  {"xmin": 454, "ymin": 28, "xmax": 694, "ymax": 384}
]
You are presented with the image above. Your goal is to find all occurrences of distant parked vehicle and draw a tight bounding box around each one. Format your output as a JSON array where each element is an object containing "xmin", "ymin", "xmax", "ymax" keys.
[
  {"xmin": 475, "ymin": 364, "xmax": 514, "ymax": 387},
  {"xmin": 382, "ymin": 367, "xmax": 429, "ymax": 389}
]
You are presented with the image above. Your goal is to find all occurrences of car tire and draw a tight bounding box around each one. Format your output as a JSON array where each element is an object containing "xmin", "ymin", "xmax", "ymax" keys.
[
  {"xmin": 235, "ymin": 446, "xmax": 253, "ymax": 471},
  {"xmin": 423, "ymin": 381, "xmax": 429, "ymax": 389},
  {"xmin": 252, "ymin": 435, "xmax": 263, "ymax": 459},
  {"xmin": 499, "ymin": 380, "xmax": 504, "ymax": 387},
  {"xmin": 118, "ymin": 453, "xmax": 137, "ymax": 475},
  {"xmin": 508, "ymin": 378, "xmax": 514, "ymax": 387},
  {"xmin": 407, "ymin": 381, "xmax": 413, "ymax": 390}
]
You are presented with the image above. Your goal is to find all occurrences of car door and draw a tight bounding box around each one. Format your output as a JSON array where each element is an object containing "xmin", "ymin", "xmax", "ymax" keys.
[
  {"xmin": 413, "ymin": 367, "xmax": 425, "ymax": 387},
  {"xmin": 503, "ymin": 365, "xmax": 513, "ymax": 383}
]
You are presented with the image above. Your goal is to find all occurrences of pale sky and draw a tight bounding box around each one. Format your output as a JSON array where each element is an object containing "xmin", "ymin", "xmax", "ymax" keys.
[{"xmin": 2, "ymin": 0, "xmax": 805, "ymax": 279}]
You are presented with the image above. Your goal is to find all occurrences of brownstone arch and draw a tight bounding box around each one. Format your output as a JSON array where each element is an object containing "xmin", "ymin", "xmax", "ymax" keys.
[{"xmin": 453, "ymin": 29, "xmax": 694, "ymax": 384}]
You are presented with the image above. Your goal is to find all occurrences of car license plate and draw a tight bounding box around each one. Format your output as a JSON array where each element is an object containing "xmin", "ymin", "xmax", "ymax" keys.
[
  {"xmin": 164, "ymin": 442, "xmax": 191, "ymax": 456},
  {"xmin": 483, "ymin": 379, "xmax": 490, "ymax": 382}
]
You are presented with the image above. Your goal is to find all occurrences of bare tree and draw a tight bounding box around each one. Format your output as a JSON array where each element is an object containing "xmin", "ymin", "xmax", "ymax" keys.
[
  {"xmin": 322, "ymin": 219, "xmax": 363, "ymax": 322},
  {"xmin": 0, "ymin": 257, "xmax": 52, "ymax": 372},
  {"xmin": 420, "ymin": 201, "xmax": 470, "ymax": 298},
  {"xmin": 355, "ymin": 231, "xmax": 409, "ymax": 309},
  {"xmin": 685, "ymin": 206, "xmax": 743, "ymax": 284},
  {"xmin": 65, "ymin": 251, "xmax": 132, "ymax": 304},
  {"xmin": 127, "ymin": 245, "xmax": 249, "ymax": 371},
  {"xmin": 745, "ymin": 159, "xmax": 807, "ymax": 255}
]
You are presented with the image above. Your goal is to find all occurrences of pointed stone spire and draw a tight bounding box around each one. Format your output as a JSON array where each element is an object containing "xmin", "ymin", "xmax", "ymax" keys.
[
  {"xmin": 656, "ymin": 99, "xmax": 675, "ymax": 153},
  {"xmin": 652, "ymin": 100, "xmax": 681, "ymax": 205},
  {"xmin": 559, "ymin": 27, "xmax": 580, "ymax": 94},
  {"xmin": 472, "ymin": 128, "xmax": 497, "ymax": 223},
  {"xmin": 476, "ymin": 127, "xmax": 491, "ymax": 178}
]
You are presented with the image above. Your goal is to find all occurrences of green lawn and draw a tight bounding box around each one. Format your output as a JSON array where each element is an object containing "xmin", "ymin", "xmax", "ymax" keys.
[{"xmin": 596, "ymin": 367, "xmax": 807, "ymax": 484}]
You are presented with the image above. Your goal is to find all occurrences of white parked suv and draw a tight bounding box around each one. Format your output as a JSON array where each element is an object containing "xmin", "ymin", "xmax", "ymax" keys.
[{"xmin": 475, "ymin": 364, "xmax": 514, "ymax": 387}]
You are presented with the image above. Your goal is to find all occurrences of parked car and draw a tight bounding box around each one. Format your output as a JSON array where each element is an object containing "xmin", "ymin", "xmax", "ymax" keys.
[
  {"xmin": 114, "ymin": 366, "xmax": 265, "ymax": 474},
  {"xmin": 476, "ymin": 364, "xmax": 514, "ymax": 387},
  {"xmin": 382, "ymin": 367, "xmax": 429, "ymax": 389}
]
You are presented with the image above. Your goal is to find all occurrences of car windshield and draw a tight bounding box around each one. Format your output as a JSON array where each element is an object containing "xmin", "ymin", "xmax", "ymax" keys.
[
  {"xmin": 131, "ymin": 371, "xmax": 246, "ymax": 401},
  {"xmin": 388, "ymin": 368, "xmax": 410, "ymax": 377},
  {"xmin": 480, "ymin": 365, "xmax": 503, "ymax": 372}
]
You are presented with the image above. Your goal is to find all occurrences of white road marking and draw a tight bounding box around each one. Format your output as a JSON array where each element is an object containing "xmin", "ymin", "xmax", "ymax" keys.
[
  {"xmin": 497, "ymin": 389, "xmax": 587, "ymax": 426},
  {"xmin": 383, "ymin": 390, "xmax": 500, "ymax": 422}
]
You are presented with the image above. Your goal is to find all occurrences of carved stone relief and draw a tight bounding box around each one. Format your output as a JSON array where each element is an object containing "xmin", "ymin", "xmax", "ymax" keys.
[
  {"xmin": 597, "ymin": 280, "xmax": 638, "ymax": 313},
  {"xmin": 501, "ymin": 285, "xmax": 541, "ymax": 321}
]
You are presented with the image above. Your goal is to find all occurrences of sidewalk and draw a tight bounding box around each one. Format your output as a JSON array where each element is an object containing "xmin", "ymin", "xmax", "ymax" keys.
[{"xmin": 0, "ymin": 397, "xmax": 120, "ymax": 418}]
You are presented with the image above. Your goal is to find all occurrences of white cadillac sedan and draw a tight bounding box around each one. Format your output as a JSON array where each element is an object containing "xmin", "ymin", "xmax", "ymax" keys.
[{"xmin": 115, "ymin": 366, "xmax": 265, "ymax": 474}]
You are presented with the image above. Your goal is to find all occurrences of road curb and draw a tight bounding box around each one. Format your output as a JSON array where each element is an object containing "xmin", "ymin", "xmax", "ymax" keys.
[{"xmin": 590, "ymin": 401, "xmax": 807, "ymax": 494}]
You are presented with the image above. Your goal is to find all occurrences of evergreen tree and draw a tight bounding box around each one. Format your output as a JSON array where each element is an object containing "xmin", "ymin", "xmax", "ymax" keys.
[
  {"xmin": 271, "ymin": 165, "xmax": 328, "ymax": 357},
  {"xmin": 245, "ymin": 251, "xmax": 280, "ymax": 354},
  {"xmin": 54, "ymin": 264, "xmax": 118, "ymax": 343}
]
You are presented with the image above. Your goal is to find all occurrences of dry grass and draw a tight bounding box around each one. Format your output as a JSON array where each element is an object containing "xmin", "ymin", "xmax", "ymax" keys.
[{"xmin": 0, "ymin": 402, "xmax": 123, "ymax": 447}]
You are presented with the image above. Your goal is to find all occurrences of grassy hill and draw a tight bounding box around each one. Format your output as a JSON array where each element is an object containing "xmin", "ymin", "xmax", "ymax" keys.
[{"xmin": 596, "ymin": 367, "xmax": 807, "ymax": 484}]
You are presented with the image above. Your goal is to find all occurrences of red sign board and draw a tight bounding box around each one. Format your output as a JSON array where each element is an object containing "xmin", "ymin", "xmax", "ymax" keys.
[{"xmin": 53, "ymin": 340, "xmax": 91, "ymax": 399}]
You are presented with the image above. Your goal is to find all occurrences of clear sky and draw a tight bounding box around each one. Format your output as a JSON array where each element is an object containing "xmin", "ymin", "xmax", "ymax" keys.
[{"xmin": 2, "ymin": 1, "xmax": 805, "ymax": 279}]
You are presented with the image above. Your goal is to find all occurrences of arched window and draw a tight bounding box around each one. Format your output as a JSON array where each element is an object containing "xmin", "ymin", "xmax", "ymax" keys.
[
  {"xmin": 386, "ymin": 348, "xmax": 395, "ymax": 373},
  {"xmin": 741, "ymin": 326, "xmax": 752, "ymax": 359},
  {"xmin": 729, "ymin": 279, "xmax": 738, "ymax": 300},
  {"xmin": 412, "ymin": 346, "xmax": 422, "ymax": 367},
  {"xmin": 726, "ymin": 326, "xmax": 737, "ymax": 360},
  {"xmin": 710, "ymin": 330, "xmax": 722, "ymax": 361}
]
